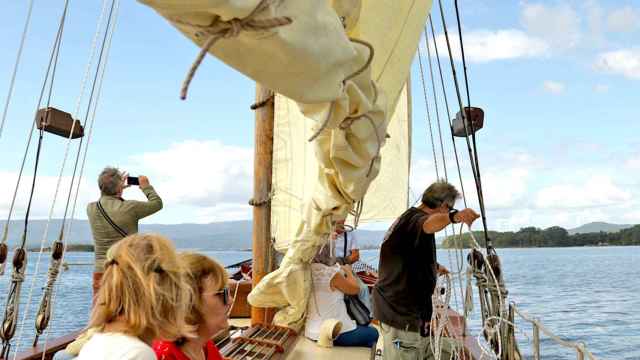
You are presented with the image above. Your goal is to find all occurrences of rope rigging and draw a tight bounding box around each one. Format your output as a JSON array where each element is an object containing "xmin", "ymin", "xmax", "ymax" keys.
[
  {"xmin": 0, "ymin": 0, "xmax": 35, "ymax": 141},
  {"xmin": 27, "ymin": 0, "xmax": 119, "ymax": 350},
  {"xmin": 0, "ymin": 0, "xmax": 70, "ymax": 275},
  {"xmin": 0, "ymin": 1, "xmax": 71, "ymax": 356},
  {"xmin": 424, "ymin": 16, "xmax": 471, "ymax": 322},
  {"xmin": 423, "ymin": 29, "xmax": 448, "ymax": 182},
  {"xmin": 416, "ymin": 46, "xmax": 440, "ymax": 180},
  {"xmin": 413, "ymin": 2, "xmax": 511, "ymax": 358},
  {"xmin": 453, "ymin": 0, "xmax": 492, "ymax": 254},
  {"xmin": 428, "ymin": 16, "xmax": 468, "ymax": 208},
  {"xmin": 435, "ymin": 0, "xmax": 492, "ymax": 251}
]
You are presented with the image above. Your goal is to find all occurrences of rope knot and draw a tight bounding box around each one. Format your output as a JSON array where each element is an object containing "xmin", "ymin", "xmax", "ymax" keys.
[{"xmin": 175, "ymin": 0, "xmax": 294, "ymax": 100}]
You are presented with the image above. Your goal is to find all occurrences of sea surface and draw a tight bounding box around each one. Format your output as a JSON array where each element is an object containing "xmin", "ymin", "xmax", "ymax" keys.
[{"xmin": 0, "ymin": 246, "xmax": 637, "ymax": 359}]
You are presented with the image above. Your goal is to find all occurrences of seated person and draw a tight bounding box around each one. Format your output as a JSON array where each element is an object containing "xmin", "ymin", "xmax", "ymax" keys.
[
  {"xmin": 332, "ymin": 222, "xmax": 371, "ymax": 312},
  {"xmin": 77, "ymin": 233, "xmax": 191, "ymax": 360},
  {"xmin": 153, "ymin": 252, "xmax": 229, "ymax": 360},
  {"xmin": 333, "ymin": 222, "xmax": 359, "ymax": 265},
  {"xmin": 305, "ymin": 247, "xmax": 378, "ymax": 348}
]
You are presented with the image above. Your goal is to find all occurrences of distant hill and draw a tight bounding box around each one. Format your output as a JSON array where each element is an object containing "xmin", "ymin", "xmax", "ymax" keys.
[
  {"xmin": 568, "ymin": 222, "xmax": 633, "ymax": 235},
  {"xmin": 0, "ymin": 219, "xmax": 387, "ymax": 251},
  {"xmin": 443, "ymin": 224, "xmax": 640, "ymax": 248}
]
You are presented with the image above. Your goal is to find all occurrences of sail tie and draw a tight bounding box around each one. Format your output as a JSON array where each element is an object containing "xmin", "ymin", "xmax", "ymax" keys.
[
  {"xmin": 250, "ymin": 93, "xmax": 274, "ymax": 110},
  {"xmin": 176, "ymin": 0, "xmax": 293, "ymax": 100},
  {"xmin": 248, "ymin": 192, "xmax": 272, "ymax": 207},
  {"xmin": 339, "ymin": 113, "xmax": 381, "ymax": 177},
  {"xmin": 307, "ymin": 39, "xmax": 375, "ymax": 143}
]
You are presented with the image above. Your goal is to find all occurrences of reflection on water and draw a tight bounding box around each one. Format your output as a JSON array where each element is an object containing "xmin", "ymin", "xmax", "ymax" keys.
[{"xmin": 0, "ymin": 247, "xmax": 637, "ymax": 359}]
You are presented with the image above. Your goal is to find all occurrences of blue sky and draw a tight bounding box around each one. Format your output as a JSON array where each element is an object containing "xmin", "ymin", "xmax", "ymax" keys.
[{"xmin": 1, "ymin": 0, "xmax": 639, "ymax": 232}]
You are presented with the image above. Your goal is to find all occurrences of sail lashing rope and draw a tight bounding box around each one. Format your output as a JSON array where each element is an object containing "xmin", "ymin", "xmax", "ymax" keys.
[
  {"xmin": 175, "ymin": 0, "xmax": 293, "ymax": 100},
  {"xmin": 0, "ymin": 1, "xmax": 71, "ymax": 357},
  {"xmin": 30, "ymin": 0, "xmax": 118, "ymax": 349}
]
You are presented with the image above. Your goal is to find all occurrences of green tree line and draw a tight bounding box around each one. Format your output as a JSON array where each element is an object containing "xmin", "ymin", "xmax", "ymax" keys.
[{"xmin": 442, "ymin": 225, "xmax": 640, "ymax": 248}]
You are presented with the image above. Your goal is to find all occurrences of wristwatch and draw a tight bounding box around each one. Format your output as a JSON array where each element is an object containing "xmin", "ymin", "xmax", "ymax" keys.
[{"xmin": 448, "ymin": 209, "xmax": 459, "ymax": 224}]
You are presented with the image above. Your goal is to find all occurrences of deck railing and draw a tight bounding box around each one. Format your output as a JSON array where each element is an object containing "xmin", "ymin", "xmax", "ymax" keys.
[{"xmin": 512, "ymin": 304, "xmax": 598, "ymax": 360}]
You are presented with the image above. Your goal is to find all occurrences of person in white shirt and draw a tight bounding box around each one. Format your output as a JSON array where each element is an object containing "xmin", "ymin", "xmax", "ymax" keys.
[
  {"xmin": 305, "ymin": 246, "xmax": 378, "ymax": 348},
  {"xmin": 77, "ymin": 233, "xmax": 192, "ymax": 360},
  {"xmin": 332, "ymin": 222, "xmax": 371, "ymax": 312},
  {"xmin": 333, "ymin": 224, "xmax": 359, "ymax": 265}
]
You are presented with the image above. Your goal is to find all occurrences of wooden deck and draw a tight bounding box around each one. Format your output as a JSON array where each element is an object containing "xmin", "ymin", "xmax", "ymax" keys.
[{"xmin": 3, "ymin": 310, "xmax": 481, "ymax": 360}]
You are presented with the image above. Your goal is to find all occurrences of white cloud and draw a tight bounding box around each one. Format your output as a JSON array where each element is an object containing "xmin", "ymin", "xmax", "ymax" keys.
[
  {"xmin": 534, "ymin": 175, "xmax": 631, "ymax": 209},
  {"xmin": 543, "ymin": 80, "xmax": 566, "ymax": 94},
  {"xmin": 593, "ymin": 84, "xmax": 609, "ymax": 93},
  {"xmin": 429, "ymin": 29, "xmax": 548, "ymax": 63},
  {"xmin": 521, "ymin": 3, "xmax": 582, "ymax": 49},
  {"xmin": 480, "ymin": 167, "xmax": 530, "ymax": 209},
  {"xmin": 127, "ymin": 140, "xmax": 253, "ymax": 221},
  {"xmin": 192, "ymin": 203, "xmax": 252, "ymax": 223},
  {"xmin": 595, "ymin": 49, "xmax": 640, "ymax": 79},
  {"xmin": 584, "ymin": 0, "xmax": 605, "ymax": 47},
  {"xmin": 409, "ymin": 158, "xmax": 438, "ymax": 204},
  {"xmin": 606, "ymin": 6, "xmax": 640, "ymax": 33},
  {"xmin": 626, "ymin": 155, "xmax": 640, "ymax": 170},
  {"xmin": 0, "ymin": 171, "xmax": 94, "ymax": 220}
]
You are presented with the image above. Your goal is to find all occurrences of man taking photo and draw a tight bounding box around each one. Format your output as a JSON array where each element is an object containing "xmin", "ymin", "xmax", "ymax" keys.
[{"xmin": 87, "ymin": 167, "xmax": 163, "ymax": 297}]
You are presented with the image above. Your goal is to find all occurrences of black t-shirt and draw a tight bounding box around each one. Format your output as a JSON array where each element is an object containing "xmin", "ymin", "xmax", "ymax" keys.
[{"xmin": 372, "ymin": 207, "xmax": 437, "ymax": 332}]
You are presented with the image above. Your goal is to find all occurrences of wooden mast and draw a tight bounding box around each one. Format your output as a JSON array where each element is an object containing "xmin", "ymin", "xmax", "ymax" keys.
[{"xmin": 251, "ymin": 84, "xmax": 275, "ymax": 325}]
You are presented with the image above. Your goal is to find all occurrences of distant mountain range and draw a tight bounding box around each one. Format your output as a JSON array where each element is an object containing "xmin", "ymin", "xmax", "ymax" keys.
[
  {"xmin": 0, "ymin": 220, "xmax": 632, "ymax": 251},
  {"xmin": 567, "ymin": 222, "xmax": 634, "ymax": 235},
  {"xmin": 0, "ymin": 219, "xmax": 387, "ymax": 251}
]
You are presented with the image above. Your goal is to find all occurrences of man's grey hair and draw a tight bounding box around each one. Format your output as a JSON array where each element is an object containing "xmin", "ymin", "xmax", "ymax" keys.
[
  {"xmin": 98, "ymin": 167, "xmax": 123, "ymax": 196},
  {"xmin": 421, "ymin": 180, "xmax": 460, "ymax": 209}
]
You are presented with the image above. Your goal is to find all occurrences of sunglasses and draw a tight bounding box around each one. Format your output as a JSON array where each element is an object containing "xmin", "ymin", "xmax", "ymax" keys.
[{"xmin": 215, "ymin": 287, "xmax": 230, "ymax": 306}]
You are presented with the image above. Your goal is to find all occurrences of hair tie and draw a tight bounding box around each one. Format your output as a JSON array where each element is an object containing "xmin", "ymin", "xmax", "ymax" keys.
[{"xmin": 153, "ymin": 266, "xmax": 165, "ymax": 274}]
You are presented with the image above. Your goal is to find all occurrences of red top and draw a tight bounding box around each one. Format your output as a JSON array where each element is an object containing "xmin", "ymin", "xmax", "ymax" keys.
[{"xmin": 153, "ymin": 340, "xmax": 223, "ymax": 360}]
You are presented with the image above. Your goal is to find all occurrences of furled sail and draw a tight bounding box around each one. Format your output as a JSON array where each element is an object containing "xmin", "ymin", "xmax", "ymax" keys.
[
  {"xmin": 139, "ymin": 0, "xmax": 432, "ymax": 328},
  {"xmin": 271, "ymin": 84, "xmax": 410, "ymax": 252}
]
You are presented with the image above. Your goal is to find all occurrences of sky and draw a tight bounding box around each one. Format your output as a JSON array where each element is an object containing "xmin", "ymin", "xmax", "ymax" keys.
[{"xmin": 0, "ymin": 0, "xmax": 639, "ymax": 233}]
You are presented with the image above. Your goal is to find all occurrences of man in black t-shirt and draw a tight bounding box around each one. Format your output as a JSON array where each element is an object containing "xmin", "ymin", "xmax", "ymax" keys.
[{"xmin": 372, "ymin": 180, "xmax": 479, "ymax": 359}]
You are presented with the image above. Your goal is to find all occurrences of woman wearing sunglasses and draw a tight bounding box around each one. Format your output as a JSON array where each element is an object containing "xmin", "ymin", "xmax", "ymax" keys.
[
  {"xmin": 154, "ymin": 252, "xmax": 230, "ymax": 360},
  {"xmin": 77, "ymin": 233, "xmax": 191, "ymax": 360}
]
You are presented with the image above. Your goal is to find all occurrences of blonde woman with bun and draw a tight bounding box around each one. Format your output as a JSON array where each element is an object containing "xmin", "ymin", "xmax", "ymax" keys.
[
  {"xmin": 77, "ymin": 233, "xmax": 192, "ymax": 360},
  {"xmin": 153, "ymin": 252, "xmax": 230, "ymax": 360}
]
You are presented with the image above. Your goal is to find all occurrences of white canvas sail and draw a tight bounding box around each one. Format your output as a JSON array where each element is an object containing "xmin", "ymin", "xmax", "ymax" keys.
[
  {"xmin": 139, "ymin": 0, "xmax": 432, "ymax": 328},
  {"xmin": 271, "ymin": 84, "xmax": 410, "ymax": 252}
]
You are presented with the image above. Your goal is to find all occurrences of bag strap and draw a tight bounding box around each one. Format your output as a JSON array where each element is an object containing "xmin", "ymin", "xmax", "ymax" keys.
[
  {"xmin": 343, "ymin": 230, "xmax": 348, "ymax": 258},
  {"xmin": 97, "ymin": 200, "xmax": 127, "ymax": 237}
]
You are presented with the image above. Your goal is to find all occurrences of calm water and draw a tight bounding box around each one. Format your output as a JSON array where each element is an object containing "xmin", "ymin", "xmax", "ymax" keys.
[{"xmin": 0, "ymin": 247, "xmax": 637, "ymax": 359}]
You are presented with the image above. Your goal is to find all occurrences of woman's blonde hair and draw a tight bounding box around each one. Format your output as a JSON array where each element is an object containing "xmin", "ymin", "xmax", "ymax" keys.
[
  {"xmin": 89, "ymin": 233, "xmax": 192, "ymax": 341},
  {"xmin": 178, "ymin": 252, "xmax": 228, "ymax": 330}
]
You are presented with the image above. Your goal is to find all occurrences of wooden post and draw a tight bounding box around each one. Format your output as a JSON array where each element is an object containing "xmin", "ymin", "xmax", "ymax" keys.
[
  {"xmin": 251, "ymin": 84, "xmax": 275, "ymax": 325},
  {"xmin": 533, "ymin": 322, "xmax": 540, "ymax": 360}
]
